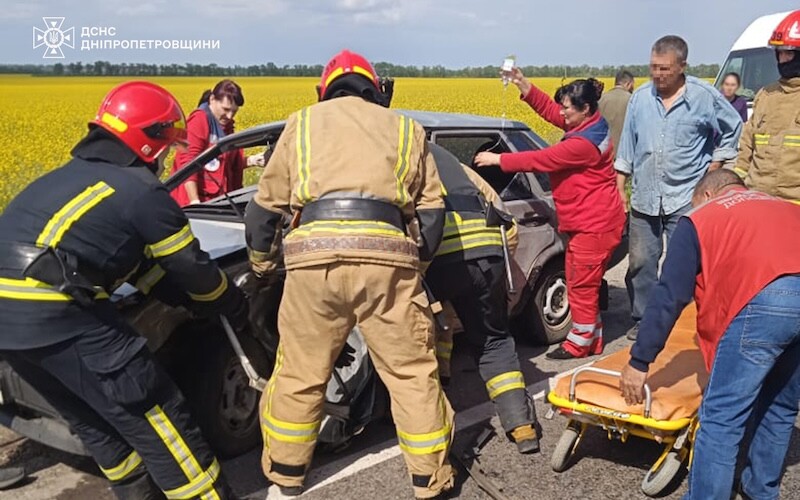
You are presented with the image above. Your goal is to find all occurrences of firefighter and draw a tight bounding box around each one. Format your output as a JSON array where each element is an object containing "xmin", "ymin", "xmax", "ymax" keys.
[
  {"xmin": 244, "ymin": 50, "xmax": 454, "ymax": 499},
  {"xmin": 425, "ymin": 143, "xmax": 541, "ymax": 454},
  {"xmin": 0, "ymin": 81, "xmax": 249, "ymax": 499},
  {"xmin": 734, "ymin": 9, "xmax": 800, "ymax": 203}
]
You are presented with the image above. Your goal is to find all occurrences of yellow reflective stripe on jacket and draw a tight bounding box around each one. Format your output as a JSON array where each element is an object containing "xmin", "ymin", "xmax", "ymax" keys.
[
  {"xmin": 436, "ymin": 340, "xmax": 453, "ymax": 361},
  {"xmin": 99, "ymin": 450, "xmax": 143, "ymax": 481},
  {"xmin": 147, "ymin": 225, "xmax": 195, "ymax": 259},
  {"xmin": 262, "ymin": 412, "xmax": 320, "ymax": 444},
  {"xmin": 145, "ymin": 405, "xmax": 221, "ymax": 500},
  {"xmin": 188, "ymin": 270, "xmax": 228, "ymax": 302},
  {"xmin": 485, "ymin": 371, "xmax": 526, "ymax": 400},
  {"xmin": 393, "ymin": 115, "xmax": 413, "ymax": 205},
  {"xmin": 396, "ymin": 423, "xmax": 451, "ymax": 455},
  {"xmin": 441, "ymin": 215, "xmax": 496, "ymax": 239},
  {"xmin": 134, "ymin": 265, "xmax": 165, "ymax": 295},
  {"xmin": 783, "ymin": 135, "xmax": 800, "ymax": 147},
  {"xmin": 36, "ymin": 181, "xmax": 115, "ymax": 248},
  {"xmin": 286, "ymin": 220, "xmax": 405, "ymax": 239},
  {"xmin": 733, "ymin": 167, "xmax": 748, "ymax": 179},
  {"xmin": 163, "ymin": 460, "xmax": 221, "ymax": 500},
  {"xmin": 0, "ymin": 277, "xmax": 109, "ymax": 301},
  {"xmin": 754, "ymin": 133, "xmax": 770, "ymax": 146},
  {"xmin": 295, "ymin": 107, "xmax": 312, "ymax": 203},
  {"xmin": 437, "ymin": 233, "xmax": 504, "ymax": 256},
  {"xmin": 437, "ymin": 215, "xmax": 503, "ymax": 256}
]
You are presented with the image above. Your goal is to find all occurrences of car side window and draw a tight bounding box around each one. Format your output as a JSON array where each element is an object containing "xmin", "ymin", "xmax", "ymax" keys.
[
  {"xmin": 433, "ymin": 134, "xmax": 516, "ymax": 194},
  {"xmin": 505, "ymin": 131, "xmax": 551, "ymax": 193},
  {"xmin": 500, "ymin": 173, "xmax": 534, "ymax": 201}
]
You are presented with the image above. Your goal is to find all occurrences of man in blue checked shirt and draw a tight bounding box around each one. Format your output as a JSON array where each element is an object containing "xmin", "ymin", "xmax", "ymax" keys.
[{"xmin": 614, "ymin": 35, "xmax": 742, "ymax": 341}]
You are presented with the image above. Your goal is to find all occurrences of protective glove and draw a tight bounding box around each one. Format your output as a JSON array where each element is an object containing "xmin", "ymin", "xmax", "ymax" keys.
[{"xmin": 334, "ymin": 343, "xmax": 357, "ymax": 369}]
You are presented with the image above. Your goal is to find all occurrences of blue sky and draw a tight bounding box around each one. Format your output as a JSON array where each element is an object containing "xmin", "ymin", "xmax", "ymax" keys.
[{"xmin": 2, "ymin": 0, "xmax": 797, "ymax": 67}]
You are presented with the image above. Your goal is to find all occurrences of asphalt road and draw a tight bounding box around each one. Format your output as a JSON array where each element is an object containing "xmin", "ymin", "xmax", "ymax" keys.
[{"xmin": 0, "ymin": 260, "xmax": 798, "ymax": 500}]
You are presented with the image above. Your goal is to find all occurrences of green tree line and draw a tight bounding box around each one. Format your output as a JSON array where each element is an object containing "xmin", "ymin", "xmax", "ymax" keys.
[{"xmin": 0, "ymin": 61, "xmax": 721, "ymax": 78}]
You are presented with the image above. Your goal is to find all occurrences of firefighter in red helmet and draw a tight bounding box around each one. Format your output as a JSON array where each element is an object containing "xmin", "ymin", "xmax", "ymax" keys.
[
  {"xmin": 245, "ymin": 50, "xmax": 454, "ymax": 499},
  {"xmin": 735, "ymin": 10, "xmax": 800, "ymax": 202},
  {"xmin": 0, "ymin": 81, "xmax": 249, "ymax": 499}
]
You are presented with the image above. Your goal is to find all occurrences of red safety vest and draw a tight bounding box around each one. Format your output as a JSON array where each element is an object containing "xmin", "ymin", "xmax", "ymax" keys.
[{"xmin": 689, "ymin": 187, "xmax": 800, "ymax": 370}]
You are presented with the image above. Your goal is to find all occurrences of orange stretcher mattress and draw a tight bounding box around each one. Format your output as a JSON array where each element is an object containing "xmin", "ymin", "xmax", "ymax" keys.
[{"xmin": 552, "ymin": 304, "xmax": 709, "ymax": 422}]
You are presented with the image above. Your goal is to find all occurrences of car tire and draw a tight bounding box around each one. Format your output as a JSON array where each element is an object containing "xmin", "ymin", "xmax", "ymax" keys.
[
  {"xmin": 175, "ymin": 330, "xmax": 273, "ymax": 458},
  {"xmin": 528, "ymin": 259, "xmax": 572, "ymax": 345}
]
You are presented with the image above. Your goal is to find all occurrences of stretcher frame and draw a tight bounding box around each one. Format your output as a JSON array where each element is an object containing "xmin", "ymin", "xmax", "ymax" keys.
[{"xmin": 547, "ymin": 366, "xmax": 700, "ymax": 497}]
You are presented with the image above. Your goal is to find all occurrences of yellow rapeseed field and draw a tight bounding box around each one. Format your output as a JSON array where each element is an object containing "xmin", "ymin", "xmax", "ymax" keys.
[{"xmin": 0, "ymin": 75, "xmax": 615, "ymax": 211}]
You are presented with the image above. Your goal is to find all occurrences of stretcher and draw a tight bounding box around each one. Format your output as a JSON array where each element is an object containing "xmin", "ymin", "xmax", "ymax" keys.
[{"xmin": 546, "ymin": 304, "xmax": 708, "ymax": 497}]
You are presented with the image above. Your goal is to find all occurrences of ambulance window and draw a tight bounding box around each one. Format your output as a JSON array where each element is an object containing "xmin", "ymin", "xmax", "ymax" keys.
[{"xmin": 716, "ymin": 48, "xmax": 779, "ymax": 100}]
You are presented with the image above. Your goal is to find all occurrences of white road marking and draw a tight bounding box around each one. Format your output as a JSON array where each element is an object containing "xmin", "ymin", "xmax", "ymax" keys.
[{"xmin": 298, "ymin": 358, "xmax": 600, "ymax": 495}]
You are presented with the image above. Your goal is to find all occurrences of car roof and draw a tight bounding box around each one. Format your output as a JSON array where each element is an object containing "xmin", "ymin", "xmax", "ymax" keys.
[{"xmin": 397, "ymin": 109, "xmax": 529, "ymax": 130}]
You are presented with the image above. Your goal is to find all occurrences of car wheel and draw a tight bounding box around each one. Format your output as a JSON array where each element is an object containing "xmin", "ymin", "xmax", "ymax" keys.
[
  {"xmin": 528, "ymin": 259, "xmax": 572, "ymax": 345},
  {"xmin": 176, "ymin": 331, "xmax": 273, "ymax": 458}
]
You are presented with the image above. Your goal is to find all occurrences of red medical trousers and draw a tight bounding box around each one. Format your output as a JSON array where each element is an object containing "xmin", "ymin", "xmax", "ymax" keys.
[{"xmin": 562, "ymin": 228, "xmax": 623, "ymax": 357}]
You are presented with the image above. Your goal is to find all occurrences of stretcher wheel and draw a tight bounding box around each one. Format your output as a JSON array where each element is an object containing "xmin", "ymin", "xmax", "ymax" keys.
[
  {"xmin": 550, "ymin": 424, "xmax": 581, "ymax": 472},
  {"xmin": 641, "ymin": 450, "xmax": 683, "ymax": 497}
]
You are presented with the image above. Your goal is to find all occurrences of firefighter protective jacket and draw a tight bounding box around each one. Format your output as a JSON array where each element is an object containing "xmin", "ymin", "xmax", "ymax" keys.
[
  {"xmin": 245, "ymin": 96, "xmax": 445, "ymax": 274},
  {"xmin": 735, "ymin": 77, "xmax": 800, "ymax": 203},
  {"xmin": 428, "ymin": 143, "xmax": 516, "ymax": 265},
  {"xmin": 0, "ymin": 130, "xmax": 243, "ymax": 349}
]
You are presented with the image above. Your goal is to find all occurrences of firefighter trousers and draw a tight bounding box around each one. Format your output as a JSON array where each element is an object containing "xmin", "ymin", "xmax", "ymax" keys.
[
  {"xmin": 260, "ymin": 262, "xmax": 454, "ymax": 499},
  {"xmin": 2, "ymin": 319, "xmax": 230, "ymax": 500},
  {"xmin": 562, "ymin": 228, "xmax": 623, "ymax": 357},
  {"xmin": 426, "ymin": 256, "xmax": 535, "ymax": 434}
]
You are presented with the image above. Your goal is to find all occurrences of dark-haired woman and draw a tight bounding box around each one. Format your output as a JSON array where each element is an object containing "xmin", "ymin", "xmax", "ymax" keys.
[
  {"xmin": 475, "ymin": 68, "xmax": 625, "ymax": 359},
  {"xmin": 720, "ymin": 72, "xmax": 748, "ymax": 122},
  {"xmin": 170, "ymin": 79, "xmax": 265, "ymax": 206}
]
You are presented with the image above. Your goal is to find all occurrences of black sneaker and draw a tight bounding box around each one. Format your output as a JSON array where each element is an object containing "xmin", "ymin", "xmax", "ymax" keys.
[
  {"xmin": 546, "ymin": 346, "xmax": 580, "ymax": 360},
  {"xmin": 626, "ymin": 322, "xmax": 640, "ymax": 341}
]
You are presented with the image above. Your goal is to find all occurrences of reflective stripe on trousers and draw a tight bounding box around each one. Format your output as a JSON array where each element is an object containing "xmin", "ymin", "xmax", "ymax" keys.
[
  {"xmin": 145, "ymin": 405, "xmax": 222, "ymax": 500},
  {"xmin": 99, "ymin": 450, "xmax": 143, "ymax": 481},
  {"xmin": 485, "ymin": 371, "xmax": 526, "ymax": 400}
]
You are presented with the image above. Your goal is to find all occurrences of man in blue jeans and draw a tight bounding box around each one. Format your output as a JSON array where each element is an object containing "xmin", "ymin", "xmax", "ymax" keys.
[
  {"xmin": 620, "ymin": 169, "xmax": 800, "ymax": 499},
  {"xmin": 614, "ymin": 35, "xmax": 742, "ymax": 340}
]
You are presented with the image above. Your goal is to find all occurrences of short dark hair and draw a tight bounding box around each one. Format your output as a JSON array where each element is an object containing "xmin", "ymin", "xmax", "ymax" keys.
[
  {"xmin": 652, "ymin": 35, "xmax": 689, "ymax": 64},
  {"xmin": 615, "ymin": 70, "xmax": 634, "ymax": 86},
  {"xmin": 198, "ymin": 79, "xmax": 245, "ymax": 107},
  {"xmin": 554, "ymin": 78, "xmax": 605, "ymax": 114},
  {"xmin": 722, "ymin": 72, "xmax": 741, "ymax": 86},
  {"xmin": 693, "ymin": 169, "xmax": 745, "ymax": 199}
]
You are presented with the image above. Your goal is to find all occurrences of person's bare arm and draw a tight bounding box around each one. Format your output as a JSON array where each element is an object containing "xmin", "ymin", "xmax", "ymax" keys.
[
  {"xmin": 616, "ymin": 173, "xmax": 629, "ymax": 213},
  {"xmin": 184, "ymin": 181, "xmax": 201, "ymax": 205}
]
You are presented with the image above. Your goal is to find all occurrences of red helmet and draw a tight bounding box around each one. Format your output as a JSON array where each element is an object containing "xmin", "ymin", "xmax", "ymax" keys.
[
  {"xmin": 318, "ymin": 49, "xmax": 380, "ymax": 101},
  {"xmin": 769, "ymin": 10, "xmax": 800, "ymax": 50},
  {"xmin": 91, "ymin": 81, "xmax": 187, "ymax": 163}
]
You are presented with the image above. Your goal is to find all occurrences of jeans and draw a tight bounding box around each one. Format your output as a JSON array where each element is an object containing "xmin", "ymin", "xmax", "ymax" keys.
[
  {"xmin": 684, "ymin": 275, "xmax": 800, "ymax": 500},
  {"xmin": 625, "ymin": 203, "xmax": 691, "ymax": 321}
]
